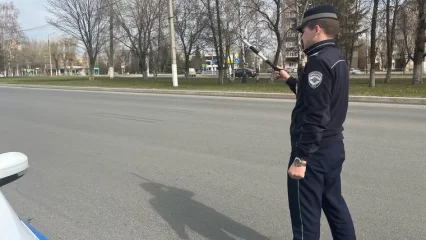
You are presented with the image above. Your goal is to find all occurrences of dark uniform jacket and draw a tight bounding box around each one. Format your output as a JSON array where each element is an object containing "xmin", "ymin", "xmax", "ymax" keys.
[{"xmin": 286, "ymin": 39, "xmax": 349, "ymax": 161}]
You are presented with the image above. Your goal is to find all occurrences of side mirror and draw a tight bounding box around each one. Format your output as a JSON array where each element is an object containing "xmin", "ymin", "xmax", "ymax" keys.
[{"xmin": 0, "ymin": 152, "xmax": 28, "ymax": 188}]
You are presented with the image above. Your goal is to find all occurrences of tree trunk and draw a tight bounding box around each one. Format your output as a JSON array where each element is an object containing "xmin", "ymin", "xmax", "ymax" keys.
[
  {"xmin": 143, "ymin": 70, "xmax": 148, "ymax": 80},
  {"xmin": 70, "ymin": 61, "xmax": 74, "ymax": 75},
  {"xmin": 185, "ymin": 54, "xmax": 190, "ymax": 79},
  {"xmin": 137, "ymin": 52, "xmax": 148, "ymax": 80},
  {"xmin": 412, "ymin": 64, "xmax": 423, "ymax": 84},
  {"xmin": 148, "ymin": 42, "xmax": 157, "ymax": 81},
  {"xmin": 369, "ymin": 0, "xmax": 380, "ymax": 87},
  {"xmin": 348, "ymin": 41, "xmax": 354, "ymax": 68},
  {"xmin": 215, "ymin": 0, "xmax": 224, "ymax": 85},
  {"xmin": 385, "ymin": 62, "xmax": 392, "ymax": 83},
  {"xmin": 385, "ymin": 0, "xmax": 399, "ymax": 84},
  {"xmin": 143, "ymin": 60, "xmax": 149, "ymax": 81},
  {"xmin": 6, "ymin": 47, "xmax": 11, "ymax": 77},
  {"xmin": 224, "ymin": 45, "xmax": 230, "ymax": 81},
  {"xmin": 55, "ymin": 59, "xmax": 59, "ymax": 76},
  {"xmin": 385, "ymin": 0, "xmax": 392, "ymax": 83},
  {"xmin": 155, "ymin": 12, "xmax": 162, "ymax": 81},
  {"xmin": 388, "ymin": 9, "xmax": 398, "ymax": 80},
  {"xmin": 206, "ymin": 0, "xmax": 219, "ymax": 82},
  {"xmin": 270, "ymin": 39, "xmax": 281, "ymax": 83},
  {"xmin": 412, "ymin": 0, "xmax": 425, "ymax": 85},
  {"xmin": 89, "ymin": 58, "xmax": 95, "ymax": 80}
]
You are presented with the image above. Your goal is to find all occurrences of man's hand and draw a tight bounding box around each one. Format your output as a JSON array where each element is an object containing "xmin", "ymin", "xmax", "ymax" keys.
[
  {"xmin": 288, "ymin": 162, "xmax": 306, "ymax": 179},
  {"xmin": 275, "ymin": 69, "xmax": 291, "ymax": 81}
]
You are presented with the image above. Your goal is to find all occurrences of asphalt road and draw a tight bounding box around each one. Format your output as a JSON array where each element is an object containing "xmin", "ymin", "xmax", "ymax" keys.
[{"xmin": 0, "ymin": 86, "xmax": 425, "ymax": 240}]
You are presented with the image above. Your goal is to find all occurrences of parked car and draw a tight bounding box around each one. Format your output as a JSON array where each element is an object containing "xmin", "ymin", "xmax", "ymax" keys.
[
  {"xmin": 187, "ymin": 68, "xmax": 196, "ymax": 77},
  {"xmin": 234, "ymin": 68, "xmax": 257, "ymax": 78},
  {"xmin": 267, "ymin": 67, "xmax": 298, "ymax": 74},
  {"xmin": 350, "ymin": 68, "xmax": 363, "ymax": 74},
  {"xmin": 0, "ymin": 152, "xmax": 49, "ymax": 240}
]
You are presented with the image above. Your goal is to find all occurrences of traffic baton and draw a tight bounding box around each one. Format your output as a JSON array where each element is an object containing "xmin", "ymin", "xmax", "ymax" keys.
[{"xmin": 242, "ymin": 39, "xmax": 281, "ymax": 72}]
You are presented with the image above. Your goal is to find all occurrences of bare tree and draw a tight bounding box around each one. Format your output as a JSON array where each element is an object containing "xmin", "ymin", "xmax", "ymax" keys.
[
  {"xmin": 311, "ymin": 0, "xmax": 370, "ymax": 68},
  {"xmin": 201, "ymin": 0, "xmax": 225, "ymax": 84},
  {"xmin": 103, "ymin": 39, "xmax": 120, "ymax": 73},
  {"xmin": 175, "ymin": 0, "xmax": 207, "ymax": 79},
  {"xmin": 384, "ymin": 0, "xmax": 401, "ymax": 83},
  {"xmin": 248, "ymin": 0, "xmax": 283, "ymax": 73},
  {"xmin": 0, "ymin": 2, "xmax": 23, "ymax": 77},
  {"xmin": 62, "ymin": 38, "xmax": 78, "ymax": 75},
  {"xmin": 247, "ymin": 0, "xmax": 310, "ymax": 82},
  {"xmin": 222, "ymin": 0, "xmax": 261, "ymax": 82},
  {"xmin": 116, "ymin": 47, "xmax": 131, "ymax": 73},
  {"xmin": 108, "ymin": 0, "xmax": 115, "ymax": 79},
  {"xmin": 151, "ymin": 0, "xmax": 167, "ymax": 79},
  {"xmin": 17, "ymin": 39, "xmax": 50, "ymax": 76},
  {"xmin": 395, "ymin": 1, "xmax": 416, "ymax": 71},
  {"xmin": 369, "ymin": 0, "xmax": 380, "ymax": 87},
  {"xmin": 50, "ymin": 40, "xmax": 63, "ymax": 75},
  {"xmin": 215, "ymin": 0, "xmax": 225, "ymax": 84},
  {"xmin": 375, "ymin": 26, "xmax": 387, "ymax": 71},
  {"xmin": 412, "ymin": 0, "xmax": 425, "ymax": 84},
  {"xmin": 344, "ymin": 0, "xmax": 370, "ymax": 68},
  {"xmin": 221, "ymin": 0, "xmax": 238, "ymax": 81},
  {"xmin": 46, "ymin": 0, "xmax": 109, "ymax": 80},
  {"xmin": 116, "ymin": 0, "xmax": 160, "ymax": 80},
  {"xmin": 222, "ymin": 0, "xmax": 269, "ymax": 82},
  {"xmin": 236, "ymin": 0, "xmax": 250, "ymax": 83},
  {"xmin": 294, "ymin": 0, "xmax": 310, "ymax": 75}
]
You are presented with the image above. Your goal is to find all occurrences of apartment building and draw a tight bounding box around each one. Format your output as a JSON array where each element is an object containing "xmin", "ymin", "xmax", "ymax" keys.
[{"xmin": 282, "ymin": 8, "xmax": 302, "ymax": 72}]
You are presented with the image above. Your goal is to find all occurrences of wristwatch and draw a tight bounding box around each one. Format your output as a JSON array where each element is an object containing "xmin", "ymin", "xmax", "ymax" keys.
[{"xmin": 294, "ymin": 157, "xmax": 307, "ymax": 167}]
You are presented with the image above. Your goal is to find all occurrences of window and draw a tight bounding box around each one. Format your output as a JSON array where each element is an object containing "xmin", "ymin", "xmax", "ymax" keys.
[
  {"xmin": 287, "ymin": 33, "xmax": 297, "ymax": 38},
  {"xmin": 284, "ymin": 12, "xmax": 297, "ymax": 18},
  {"xmin": 286, "ymin": 52, "xmax": 298, "ymax": 57},
  {"xmin": 285, "ymin": 42, "xmax": 296, "ymax": 48}
]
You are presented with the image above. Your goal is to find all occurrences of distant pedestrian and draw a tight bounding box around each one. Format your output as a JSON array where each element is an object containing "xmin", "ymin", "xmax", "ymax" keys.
[{"xmin": 276, "ymin": 5, "xmax": 356, "ymax": 240}]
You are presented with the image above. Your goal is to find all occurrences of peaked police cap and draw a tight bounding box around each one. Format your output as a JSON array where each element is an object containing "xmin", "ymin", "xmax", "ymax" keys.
[{"xmin": 296, "ymin": 5, "xmax": 338, "ymax": 33}]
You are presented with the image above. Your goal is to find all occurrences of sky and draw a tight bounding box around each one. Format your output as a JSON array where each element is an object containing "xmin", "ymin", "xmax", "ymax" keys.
[{"xmin": 11, "ymin": 0, "xmax": 57, "ymax": 40}]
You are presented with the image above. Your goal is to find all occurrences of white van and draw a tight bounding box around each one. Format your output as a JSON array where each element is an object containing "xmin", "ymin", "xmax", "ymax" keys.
[{"xmin": 188, "ymin": 68, "xmax": 196, "ymax": 77}]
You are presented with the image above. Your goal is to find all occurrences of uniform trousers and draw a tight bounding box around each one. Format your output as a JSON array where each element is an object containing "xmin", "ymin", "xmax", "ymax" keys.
[{"xmin": 287, "ymin": 140, "xmax": 356, "ymax": 240}]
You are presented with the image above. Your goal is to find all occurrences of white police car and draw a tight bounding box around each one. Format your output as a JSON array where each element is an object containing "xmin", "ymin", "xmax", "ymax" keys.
[{"xmin": 0, "ymin": 152, "xmax": 49, "ymax": 240}]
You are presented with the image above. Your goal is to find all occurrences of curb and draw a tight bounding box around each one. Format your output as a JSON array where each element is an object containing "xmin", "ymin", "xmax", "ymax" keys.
[
  {"xmin": 1, "ymin": 84, "xmax": 425, "ymax": 105},
  {"xmin": 348, "ymin": 95, "xmax": 426, "ymax": 105}
]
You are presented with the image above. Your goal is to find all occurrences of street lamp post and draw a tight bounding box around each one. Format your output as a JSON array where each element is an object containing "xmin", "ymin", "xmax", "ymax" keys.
[
  {"xmin": 168, "ymin": 0, "xmax": 178, "ymax": 87},
  {"xmin": 48, "ymin": 32, "xmax": 55, "ymax": 77}
]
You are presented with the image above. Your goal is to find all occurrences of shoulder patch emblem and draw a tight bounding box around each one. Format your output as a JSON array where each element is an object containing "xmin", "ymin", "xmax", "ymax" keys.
[{"xmin": 308, "ymin": 71, "xmax": 323, "ymax": 89}]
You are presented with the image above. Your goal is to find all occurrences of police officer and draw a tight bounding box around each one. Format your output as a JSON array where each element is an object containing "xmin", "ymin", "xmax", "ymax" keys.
[{"xmin": 276, "ymin": 5, "xmax": 356, "ymax": 240}]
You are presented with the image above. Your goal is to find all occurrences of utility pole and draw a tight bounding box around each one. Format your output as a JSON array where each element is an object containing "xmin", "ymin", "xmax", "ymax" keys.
[
  {"xmin": 255, "ymin": 10, "xmax": 260, "ymax": 82},
  {"xmin": 49, "ymin": 39, "xmax": 52, "ymax": 76},
  {"xmin": 108, "ymin": 0, "xmax": 114, "ymax": 79},
  {"xmin": 168, "ymin": 0, "xmax": 178, "ymax": 87},
  {"xmin": 48, "ymin": 32, "xmax": 55, "ymax": 77}
]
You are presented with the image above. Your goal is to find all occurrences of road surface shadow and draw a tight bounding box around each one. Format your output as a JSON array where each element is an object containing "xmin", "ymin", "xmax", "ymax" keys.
[{"xmin": 133, "ymin": 174, "xmax": 270, "ymax": 240}]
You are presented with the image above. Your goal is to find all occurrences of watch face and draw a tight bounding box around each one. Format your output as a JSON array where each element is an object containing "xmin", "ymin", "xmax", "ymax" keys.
[{"xmin": 294, "ymin": 158, "xmax": 301, "ymax": 166}]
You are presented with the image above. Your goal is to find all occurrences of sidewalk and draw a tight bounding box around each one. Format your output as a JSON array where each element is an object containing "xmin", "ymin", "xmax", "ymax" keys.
[{"xmin": 1, "ymin": 84, "xmax": 425, "ymax": 105}]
